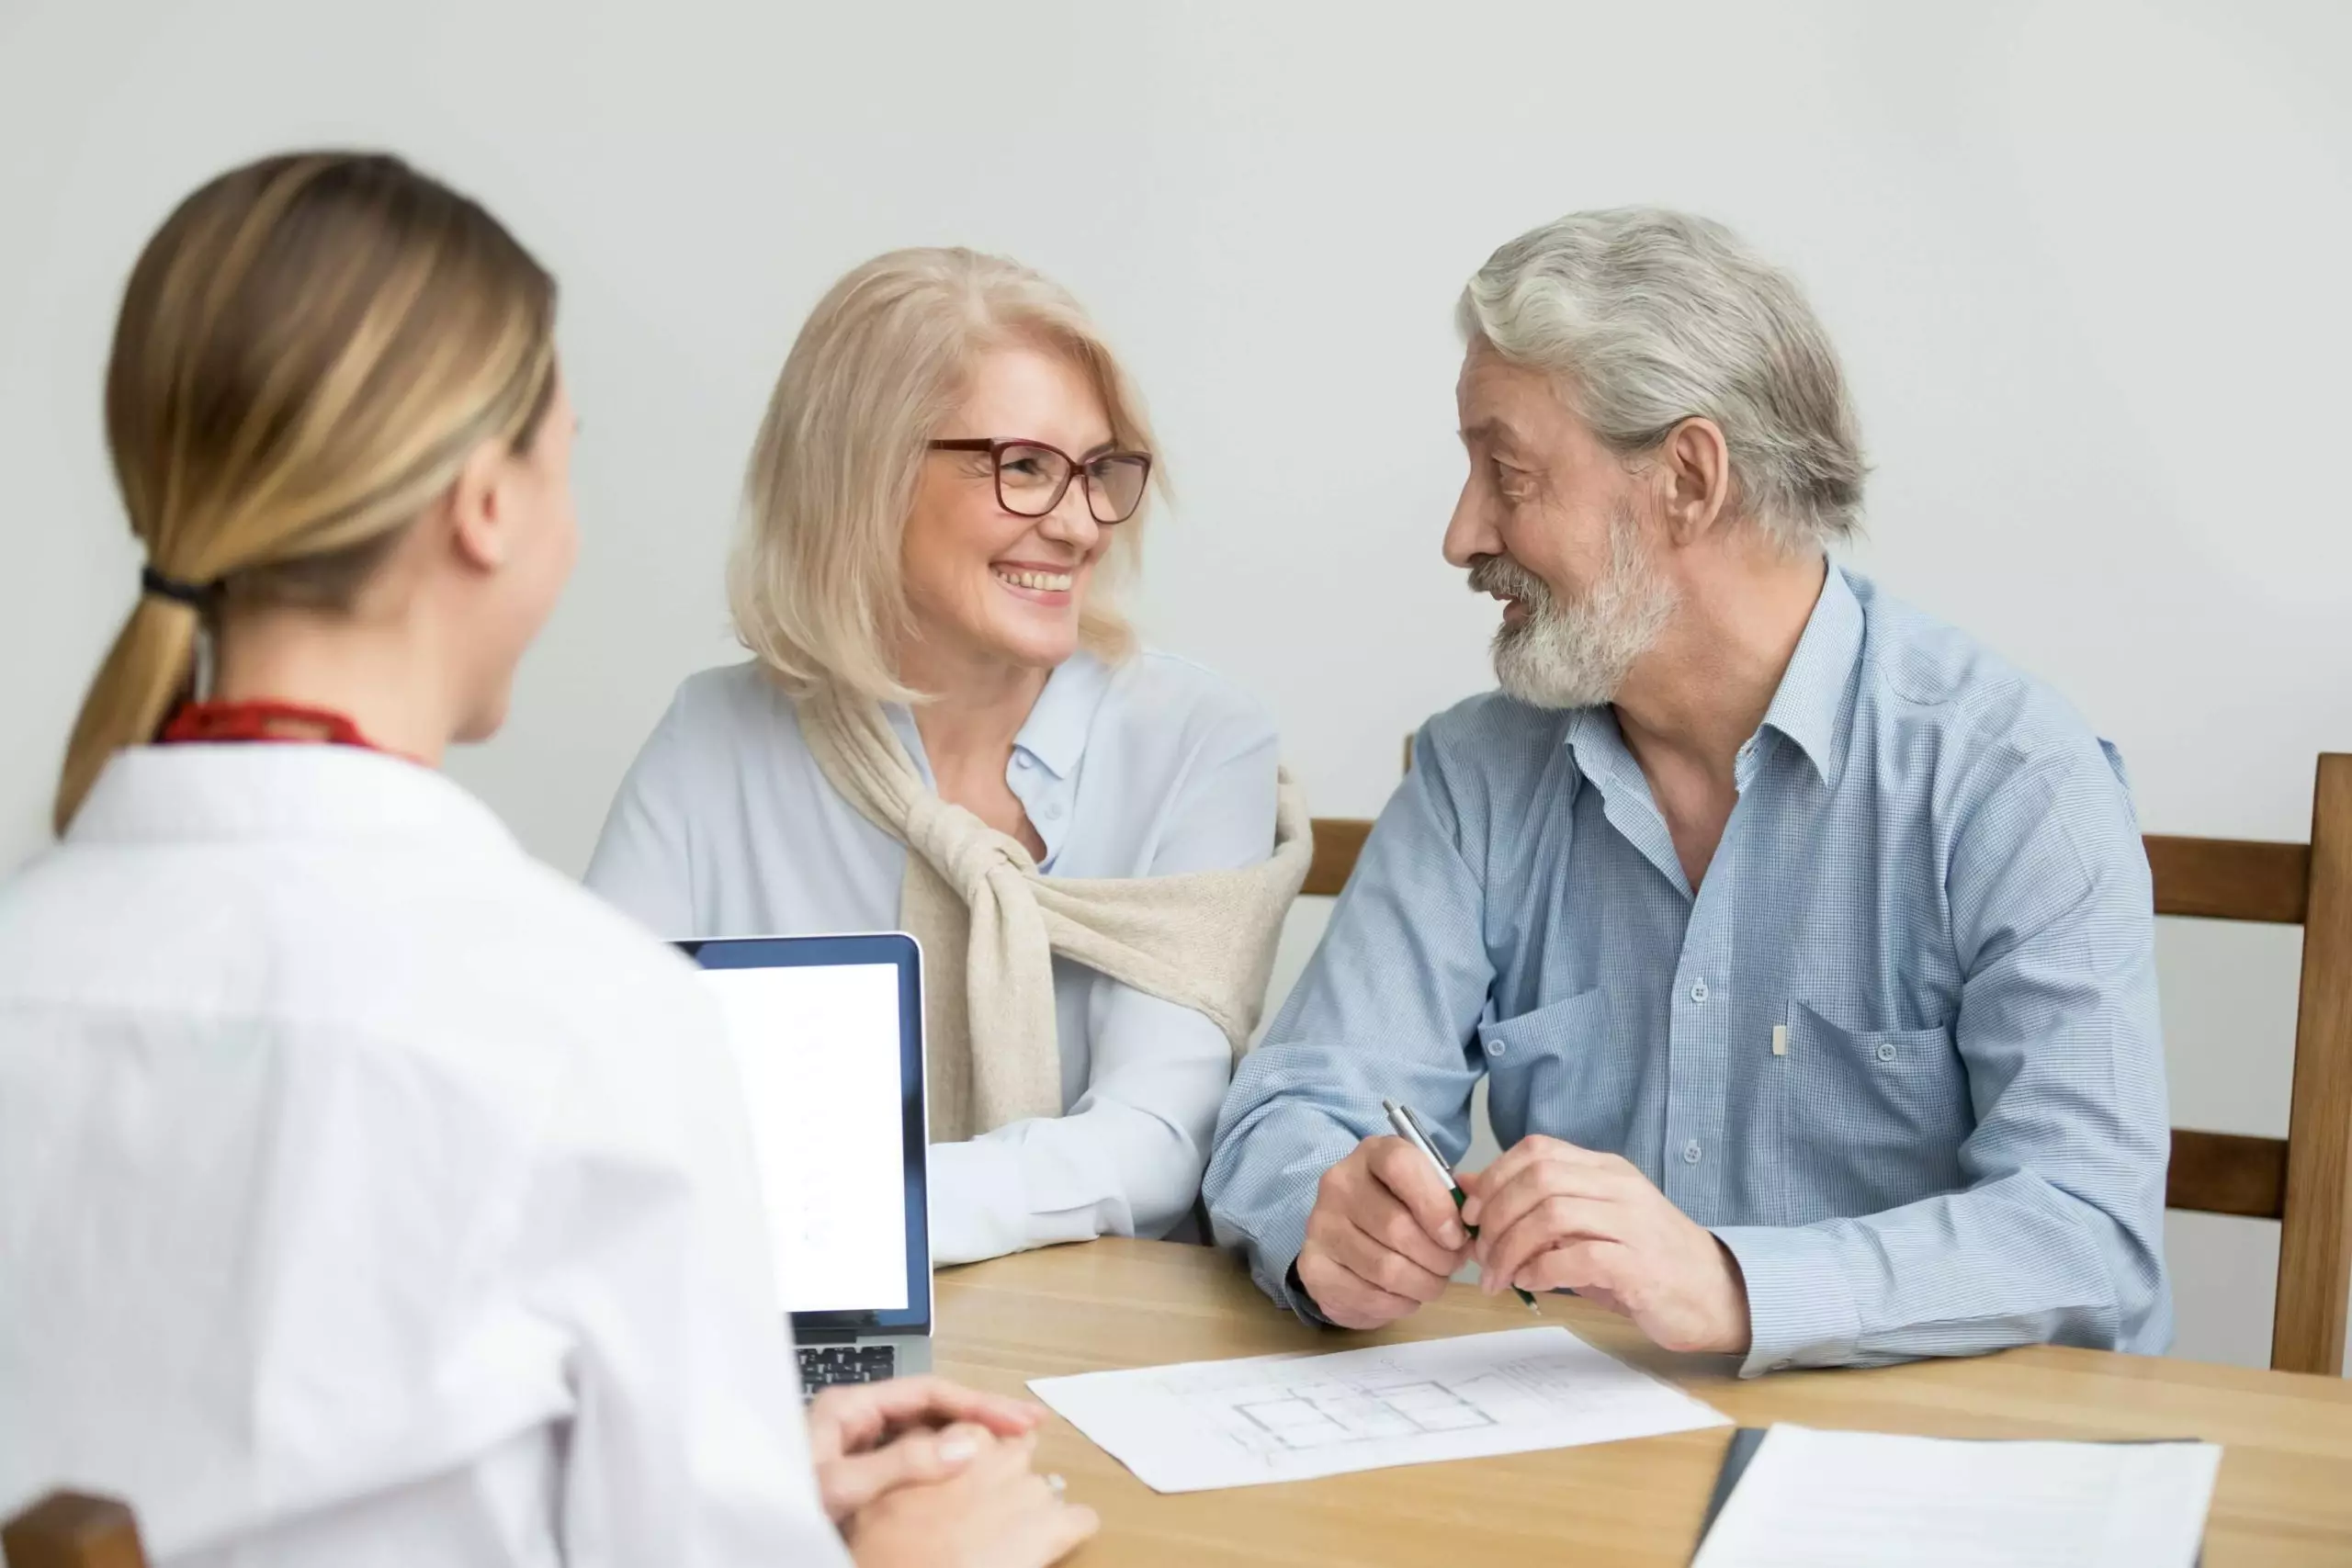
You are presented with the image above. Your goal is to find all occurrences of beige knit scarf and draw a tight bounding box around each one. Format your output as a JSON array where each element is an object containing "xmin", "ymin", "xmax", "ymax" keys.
[{"xmin": 795, "ymin": 682, "xmax": 1313, "ymax": 1142}]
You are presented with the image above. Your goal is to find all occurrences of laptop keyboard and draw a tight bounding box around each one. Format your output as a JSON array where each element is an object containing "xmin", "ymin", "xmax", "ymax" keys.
[{"xmin": 798, "ymin": 1343, "xmax": 897, "ymax": 1398}]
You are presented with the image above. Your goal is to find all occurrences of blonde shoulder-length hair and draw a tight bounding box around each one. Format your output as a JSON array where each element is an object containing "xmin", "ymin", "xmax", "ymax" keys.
[{"xmin": 730, "ymin": 246, "xmax": 1163, "ymax": 705}]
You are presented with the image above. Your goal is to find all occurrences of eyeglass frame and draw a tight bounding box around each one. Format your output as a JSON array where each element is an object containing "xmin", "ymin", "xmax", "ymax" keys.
[{"xmin": 924, "ymin": 437, "xmax": 1154, "ymax": 525}]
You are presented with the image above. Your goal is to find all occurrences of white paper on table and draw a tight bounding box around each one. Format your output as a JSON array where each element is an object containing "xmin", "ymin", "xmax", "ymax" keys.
[
  {"xmin": 1690, "ymin": 1425, "xmax": 2222, "ymax": 1568},
  {"xmin": 1027, "ymin": 1325, "xmax": 1729, "ymax": 1493}
]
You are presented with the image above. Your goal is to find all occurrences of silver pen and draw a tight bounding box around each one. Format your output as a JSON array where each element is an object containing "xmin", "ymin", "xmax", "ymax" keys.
[{"xmin": 1382, "ymin": 1098, "xmax": 1540, "ymax": 1313}]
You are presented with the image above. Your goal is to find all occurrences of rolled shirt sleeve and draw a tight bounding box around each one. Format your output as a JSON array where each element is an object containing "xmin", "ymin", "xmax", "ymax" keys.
[{"xmin": 1206, "ymin": 729, "xmax": 1493, "ymax": 1317}]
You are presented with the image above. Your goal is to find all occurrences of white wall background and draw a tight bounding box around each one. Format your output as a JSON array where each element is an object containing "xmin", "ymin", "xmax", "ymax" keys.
[{"xmin": 4, "ymin": 0, "xmax": 2346, "ymax": 1371}]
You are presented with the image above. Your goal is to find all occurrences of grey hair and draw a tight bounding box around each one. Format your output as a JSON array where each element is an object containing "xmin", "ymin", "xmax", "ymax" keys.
[{"xmin": 1457, "ymin": 208, "xmax": 1865, "ymax": 551}]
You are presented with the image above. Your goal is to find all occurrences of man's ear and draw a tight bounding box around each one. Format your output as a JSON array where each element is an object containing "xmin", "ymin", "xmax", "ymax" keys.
[
  {"xmin": 446, "ymin": 437, "xmax": 513, "ymax": 573},
  {"xmin": 1656, "ymin": 417, "xmax": 1733, "ymax": 547}
]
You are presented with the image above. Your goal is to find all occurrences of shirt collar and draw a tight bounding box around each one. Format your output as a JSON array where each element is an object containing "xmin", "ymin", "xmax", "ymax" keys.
[
  {"xmin": 882, "ymin": 652, "xmax": 1114, "ymax": 785},
  {"xmin": 1755, "ymin": 560, "xmax": 1864, "ymax": 788},
  {"xmin": 1560, "ymin": 704, "xmax": 1635, "ymax": 787},
  {"xmin": 1558, "ymin": 704, "xmax": 1691, "ymax": 897},
  {"xmin": 1559, "ymin": 558, "xmax": 1863, "ymax": 795},
  {"xmin": 1010, "ymin": 650, "xmax": 1114, "ymax": 781},
  {"xmin": 68, "ymin": 744, "xmax": 520, "ymax": 858}
]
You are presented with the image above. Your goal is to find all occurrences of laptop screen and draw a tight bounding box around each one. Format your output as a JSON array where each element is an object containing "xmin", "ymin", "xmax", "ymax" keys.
[{"xmin": 682, "ymin": 935, "xmax": 928, "ymax": 1328}]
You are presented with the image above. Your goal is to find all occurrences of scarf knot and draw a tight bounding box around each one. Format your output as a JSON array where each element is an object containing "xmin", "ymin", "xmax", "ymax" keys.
[
  {"xmin": 794, "ymin": 678, "xmax": 1313, "ymax": 1143},
  {"xmin": 904, "ymin": 794, "xmax": 1034, "ymax": 901}
]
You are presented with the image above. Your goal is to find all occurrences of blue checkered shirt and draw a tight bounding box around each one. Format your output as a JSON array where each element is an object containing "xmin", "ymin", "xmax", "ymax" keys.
[{"xmin": 1206, "ymin": 565, "xmax": 2173, "ymax": 1376}]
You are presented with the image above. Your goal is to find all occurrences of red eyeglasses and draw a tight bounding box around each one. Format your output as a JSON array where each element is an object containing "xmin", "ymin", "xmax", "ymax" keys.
[{"xmin": 927, "ymin": 438, "xmax": 1153, "ymax": 525}]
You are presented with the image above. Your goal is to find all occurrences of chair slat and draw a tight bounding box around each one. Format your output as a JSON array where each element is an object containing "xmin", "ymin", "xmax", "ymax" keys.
[
  {"xmin": 2, "ymin": 1493, "xmax": 149, "ymax": 1568},
  {"xmin": 1304, "ymin": 818, "xmax": 1371, "ymax": 899},
  {"xmin": 2146, "ymin": 834, "xmax": 2310, "ymax": 924},
  {"xmin": 2166, "ymin": 1129, "xmax": 2287, "ymax": 1219}
]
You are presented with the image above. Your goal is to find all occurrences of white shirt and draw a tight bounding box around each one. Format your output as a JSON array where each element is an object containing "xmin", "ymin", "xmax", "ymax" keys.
[
  {"xmin": 584, "ymin": 650, "xmax": 1282, "ymax": 1265},
  {"xmin": 0, "ymin": 745, "xmax": 846, "ymax": 1568}
]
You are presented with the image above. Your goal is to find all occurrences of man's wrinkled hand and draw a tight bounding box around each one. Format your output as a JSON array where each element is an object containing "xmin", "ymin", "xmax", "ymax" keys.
[
  {"xmin": 1461, "ymin": 1135, "xmax": 1751, "ymax": 1355},
  {"xmin": 1295, "ymin": 1134, "xmax": 1473, "ymax": 1329}
]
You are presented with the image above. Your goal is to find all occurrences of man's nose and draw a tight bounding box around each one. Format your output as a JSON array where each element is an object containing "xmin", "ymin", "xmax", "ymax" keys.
[{"xmin": 1442, "ymin": 481, "xmax": 1498, "ymax": 570}]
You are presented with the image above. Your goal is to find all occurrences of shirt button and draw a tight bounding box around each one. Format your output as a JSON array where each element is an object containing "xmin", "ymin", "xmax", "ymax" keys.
[
  {"xmin": 1689, "ymin": 978, "xmax": 1709, "ymax": 1004},
  {"xmin": 1043, "ymin": 800, "xmax": 1065, "ymax": 820},
  {"xmin": 1875, "ymin": 1041, "xmax": 1897, "ymax": 1063},
  {"xmin": 1487, "ymin": 1040, "xmax": 1507, "ymax": 1058},
  {"xmin": 1013, "ymin": 754, "xmax": 1033, "ymax": 771},
  {"xmin": 1681, "ymin": 1140, "xmax": 1702, "ymax": 1165}
]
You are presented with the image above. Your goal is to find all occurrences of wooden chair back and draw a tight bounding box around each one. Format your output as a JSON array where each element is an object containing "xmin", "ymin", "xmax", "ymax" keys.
[
  {"xmin": 1301, "ymin": 750, "xmax": 2352, "ymax": 1374},
  {"xmin": 2, "ymin": 1494, "xmax": 149, "ymax": 1568},
  {"xmin": 2150, "ymin": 754, "xmax": 2352, "ymax": 1374}
]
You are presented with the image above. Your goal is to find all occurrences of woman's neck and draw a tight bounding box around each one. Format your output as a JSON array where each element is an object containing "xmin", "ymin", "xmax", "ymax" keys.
[
  {"xmin": 210, "ymin": 609, "xmax": 456, "ymax": 765},
  {"xmin": 897, "ymin": 637, "xmax": 1051, "ymax": 780}
]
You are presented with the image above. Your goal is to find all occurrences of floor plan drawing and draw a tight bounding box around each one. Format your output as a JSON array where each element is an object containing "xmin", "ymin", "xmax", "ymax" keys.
[
  {"xmin": 1236, "ymin": 1379, "xmax": 1498, "ymax": 1449},
  {"xmin": 1031, "ymin": 1327, "xmax": 1732, "ymax": 1493}
]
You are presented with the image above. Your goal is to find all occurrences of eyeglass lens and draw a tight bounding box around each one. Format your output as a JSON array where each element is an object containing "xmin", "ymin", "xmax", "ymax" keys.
[{"xmin": 994, "ymin": 442, "xmax": 1148, "ymax": 524}]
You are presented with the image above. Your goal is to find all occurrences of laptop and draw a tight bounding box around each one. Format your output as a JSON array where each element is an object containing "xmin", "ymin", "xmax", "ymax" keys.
[{"xmin": 677, "ymin": 932, "xmax": 932, "ymax": 1397}]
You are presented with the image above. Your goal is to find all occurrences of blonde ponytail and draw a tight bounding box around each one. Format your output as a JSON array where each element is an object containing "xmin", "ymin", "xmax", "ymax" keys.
[
  {"xmin": 51, "ymin": 152, "xmax": 558, "ymax": 833},
  {"xmin": 54, "ymin": 597, "xmax": 203, "ymax": 833}
]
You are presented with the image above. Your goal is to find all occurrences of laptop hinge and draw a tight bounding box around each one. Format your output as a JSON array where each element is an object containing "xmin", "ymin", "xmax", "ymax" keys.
[{"xmin": 794, "ymin": 1325, "xmax": 860, "ymax": 1345}]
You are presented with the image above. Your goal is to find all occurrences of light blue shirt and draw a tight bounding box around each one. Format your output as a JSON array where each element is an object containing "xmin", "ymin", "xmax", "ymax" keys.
[
  {"xmin": 1206, "ymin": 566, "xmax": 2173, "ymax": 1376},
  {"xmin": 586, "ymin": 650, "xmax": 1280, "ymax": 1265}
]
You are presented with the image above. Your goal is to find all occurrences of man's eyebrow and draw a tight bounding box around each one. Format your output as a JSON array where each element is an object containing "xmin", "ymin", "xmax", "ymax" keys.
[{"xmin": 1460, "ymin": 418, "xmax": 1519, "ymax": 449}]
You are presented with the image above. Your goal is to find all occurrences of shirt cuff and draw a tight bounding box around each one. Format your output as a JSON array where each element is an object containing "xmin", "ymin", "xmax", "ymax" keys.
[
  {"xmin": 928, "ymin": 1138, "xmax": 1028, "ymax": 1266},
  {"xmin": 1283, "ymin": 1258, "xmax": 1340, "ymax": 1327},
  {"xmin": 1712, "ymin": 1224, "xmax": 1861, "ymax": 1378},
  {"xmin": 1217, "ymin": 1190, "xmax": 1331, "ymax": 1326}
]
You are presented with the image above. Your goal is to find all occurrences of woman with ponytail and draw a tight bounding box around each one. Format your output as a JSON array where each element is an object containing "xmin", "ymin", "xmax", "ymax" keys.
[{"xmin": 0, "ymin": 153, "xmax": 1092, "ymax": 1568}]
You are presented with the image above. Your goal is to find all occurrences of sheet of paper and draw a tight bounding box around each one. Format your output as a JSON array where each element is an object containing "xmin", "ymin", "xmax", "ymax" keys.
[
  {"xmin": 1691, "ymin": 1426, "xmax": 2222, "ymax": 1568},
  {"xmin": 1027, "ymin": 1325, "xmax": 1729, "ymax": 1493}
]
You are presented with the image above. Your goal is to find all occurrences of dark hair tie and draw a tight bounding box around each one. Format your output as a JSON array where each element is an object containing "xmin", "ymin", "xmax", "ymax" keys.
[{"xmin": 140, "ymin": 566, "xmax": 217, "ymax": 609}]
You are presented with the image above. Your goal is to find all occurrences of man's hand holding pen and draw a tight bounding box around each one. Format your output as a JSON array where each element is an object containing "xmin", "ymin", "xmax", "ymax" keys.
[
  {"xmin": 1294, "ymin": 1134, "xmax": 1473, "ymax": 1330},
  {"xmin": 1295, "ymin": 1125, "xmax": 1752, "ymax": 1357}
]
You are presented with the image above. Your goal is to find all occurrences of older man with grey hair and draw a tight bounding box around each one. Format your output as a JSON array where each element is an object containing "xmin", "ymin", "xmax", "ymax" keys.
[{"xmin": 1205, "ymin": 209, "xmax": 2172, "ymax": 1374}]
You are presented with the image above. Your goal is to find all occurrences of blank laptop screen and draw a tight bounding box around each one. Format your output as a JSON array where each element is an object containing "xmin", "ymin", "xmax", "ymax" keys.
[{"xmin": 699, "ymin": 962, "xmax": 910, "ymax": 1314}]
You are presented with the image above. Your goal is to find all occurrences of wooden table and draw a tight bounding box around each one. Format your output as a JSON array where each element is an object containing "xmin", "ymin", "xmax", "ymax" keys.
[{"xmin": 935, "ymin": 1237, "xmax": 2352, "ymax": 1565}]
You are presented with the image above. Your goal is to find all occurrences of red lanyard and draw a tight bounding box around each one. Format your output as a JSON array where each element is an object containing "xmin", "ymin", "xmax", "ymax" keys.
[{"xmin": 159, "ymin": 700, "xmax": 390, "ymax": 753}]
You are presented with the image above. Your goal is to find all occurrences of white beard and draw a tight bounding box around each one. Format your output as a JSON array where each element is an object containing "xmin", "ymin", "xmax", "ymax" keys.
[{"xmin": 1480, "ymin": 505, "xmax": 1678, "ymax": 709}]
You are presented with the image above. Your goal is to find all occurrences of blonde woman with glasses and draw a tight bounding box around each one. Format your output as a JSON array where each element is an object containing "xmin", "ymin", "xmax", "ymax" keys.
[
  {"xmin": 587, "ymin": 249, "xmax": 1311, "ymax": 1266},
  {"xmin": 0, "ymin": 155, "xmax": 1091, "ymax": 1568}
]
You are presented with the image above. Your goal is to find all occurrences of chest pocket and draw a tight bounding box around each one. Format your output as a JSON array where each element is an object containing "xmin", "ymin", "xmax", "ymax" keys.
[
  {"xmin": 1777, "ymin": 998, "xmax": 1969, "ymax": 1211},
  {"xmin": 1477, "ymin": 987, "xmax": 1641, "ymax": 1154}
]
